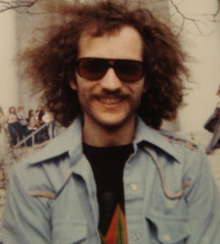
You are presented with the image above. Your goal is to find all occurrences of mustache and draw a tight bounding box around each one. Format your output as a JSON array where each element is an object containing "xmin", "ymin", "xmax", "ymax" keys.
[
  {"xmin": 93, "ymin": 94, "xmax": 129, "ymax": 100},
  {"xmin": 92, "ymin": 90, "xmax": 129, "ymax": 98}
]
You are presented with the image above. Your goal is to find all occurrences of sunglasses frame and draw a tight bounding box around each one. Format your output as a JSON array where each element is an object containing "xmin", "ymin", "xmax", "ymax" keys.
[{"xmin": 76, "ymin": 57, "xmax": 145, "ymax": 83}]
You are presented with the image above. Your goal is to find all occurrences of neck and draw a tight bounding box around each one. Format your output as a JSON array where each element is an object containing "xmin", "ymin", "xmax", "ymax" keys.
[{"xmin": 82, "ymin": 117, "xmax": 136, "ymax": 147}]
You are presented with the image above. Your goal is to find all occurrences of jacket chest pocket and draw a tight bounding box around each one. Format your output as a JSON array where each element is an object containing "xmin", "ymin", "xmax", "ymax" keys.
[
  {"xmin": 52, "ymin": 222, "xmax": 87, "ymax": 244},
  {"xmin": 146, "ymin": 214, "xmax": 190, "ymax": 244}
]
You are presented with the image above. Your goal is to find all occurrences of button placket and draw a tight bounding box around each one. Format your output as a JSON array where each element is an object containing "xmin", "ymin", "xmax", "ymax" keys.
[{"xmin": 123, "ymin": 152, "xmax": 143, "ymax": 244}]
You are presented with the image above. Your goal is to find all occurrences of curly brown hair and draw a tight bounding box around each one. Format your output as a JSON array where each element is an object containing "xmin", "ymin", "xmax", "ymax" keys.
[{"xmin": 20, "ymin": 0, "xmax": 189, "ymax": 129}]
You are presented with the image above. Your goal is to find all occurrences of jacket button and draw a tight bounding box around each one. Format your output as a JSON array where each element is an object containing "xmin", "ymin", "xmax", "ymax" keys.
[
  {"xmin": 130, "ymin": 184, "xmax": 138, "ymax": 191},
  {"xmin": 163, "ymin": 234, "xmax": 170, "ymax": 241},
  {"xmin": 133, "ymin": 233, "xmax": 140, "ymax": 240}
]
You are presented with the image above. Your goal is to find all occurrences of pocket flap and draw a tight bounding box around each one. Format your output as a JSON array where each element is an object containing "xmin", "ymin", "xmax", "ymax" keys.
[
  {"xmin": 146, "ymin": 214, "xmax": 190, "ymax": 244},
  {"xmin": 52, "ymin": 222, "xmax": 87, "ymax": 244}
]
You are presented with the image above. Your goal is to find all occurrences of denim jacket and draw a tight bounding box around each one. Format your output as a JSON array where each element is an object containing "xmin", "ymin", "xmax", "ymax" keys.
[{"xmin": 3, "ymin": 117, "xmax": 220, "ymax": 244}]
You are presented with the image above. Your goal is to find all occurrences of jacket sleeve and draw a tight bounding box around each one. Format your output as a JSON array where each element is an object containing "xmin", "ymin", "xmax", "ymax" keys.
[
  {"xmin": 184, "ymin": 148, "xmax": 220, "ymax": 244},
  {"xmin": 2, "ymin": 164, "xmax": 52, "ymax": 244}
]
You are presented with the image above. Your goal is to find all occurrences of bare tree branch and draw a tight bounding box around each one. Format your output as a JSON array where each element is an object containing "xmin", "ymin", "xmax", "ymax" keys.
[
  {"xmin": 169, "ymin": 0, "xmax": 220, "ymax": 36},
  {"xmin": 0, "ymin": 0, "xmax": 219, "ymax": 34},
  {"xmin": 170, "ymin": 0, "xmax": 201, "ymax": 35},
  {"xmin": 0, "ymin": 0, "xmax": 40, "ymax": 13}
]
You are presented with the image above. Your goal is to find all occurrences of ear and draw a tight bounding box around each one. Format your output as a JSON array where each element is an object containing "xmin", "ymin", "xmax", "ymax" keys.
[
  {"xmin": 143, "ymin": 82, "xmax": 148, "ymax": 93},
  {"xmin": 69, "ymin": 79, "xmax": 78, "ymax": 91}
]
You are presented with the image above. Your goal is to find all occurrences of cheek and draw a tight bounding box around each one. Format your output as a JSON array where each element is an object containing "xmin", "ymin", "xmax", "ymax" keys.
[
  {"xmin": 76, "ymin": 85, "xmax": 90, "ymax": 104},
  {"xmin": 131, "ymin": 80, "xmax": 146, "ymax": 96}
]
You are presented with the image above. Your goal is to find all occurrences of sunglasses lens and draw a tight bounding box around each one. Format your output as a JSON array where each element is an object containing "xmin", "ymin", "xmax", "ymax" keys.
[
  {"xmin": 76, "ymin": 58, "xmax": 144, "ymax": 82},
  {"xmin": 115, "ymin": 60, "xmax": 144, "ymax": 82},
  {"xmin": 77, "ymin": 58, "xmax": 107, "ymax": 80}
]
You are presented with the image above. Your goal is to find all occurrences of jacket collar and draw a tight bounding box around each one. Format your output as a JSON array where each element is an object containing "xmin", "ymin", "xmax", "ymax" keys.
[
  {"xmin": 26, "ymin": 116, "xmax": 181, "ymax": 165},
  {"xmin": 134, "ymin": 117, "xmax": 181, "ymax": 163},
  {"xmin": 26, "ymin": 117, "xmax": 83, "ymax": 165}
]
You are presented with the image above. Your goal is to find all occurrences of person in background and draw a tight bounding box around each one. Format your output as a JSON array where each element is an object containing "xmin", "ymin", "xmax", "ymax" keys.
[
  {"xmin": 35, "ymin": 105, "xmax": 44, "ymax": 143},
  {"xmin": 47, "ymin": 111, "xmax": 56, "ymax": 139},
  {"xmin": 206, "ymin": 85, "xmax": 220, "ymax": 154},
  {"xmin": 35, "ymin": 105, "xmax": 43, "ymax": 126},
  {"xmin": 42, "ymin": 108, "xmax": 52, "ymax": 141},
  {"xmin": 36, "ymin": 106, "xmax": 50, "ymax": 143},
  {"xmin": 17, "ymin": 106, "xmax": 28, "ymax": 147},
  {"xmin": 7, "ymin": 106, "xmax": 18, "ymax": 146},
  {"xmin": 26, "ymin": 109, "xmax": 38, "ymax": 146},
  {"xmin": 0, "ymin": 106, "xmax": 7, "ymax": 157}
]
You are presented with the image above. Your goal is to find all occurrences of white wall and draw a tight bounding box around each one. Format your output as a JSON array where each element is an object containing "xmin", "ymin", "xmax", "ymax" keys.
[
  {"xmin": 0, "ymin": 10, "xmax": 18, "ymax": 112},
  {"xmin": 169, "ymin": 0, "xmax": 220, "ymax": 132}
]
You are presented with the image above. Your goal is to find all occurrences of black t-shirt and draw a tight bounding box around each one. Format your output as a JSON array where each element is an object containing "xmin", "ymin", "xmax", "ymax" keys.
[{"xmin": 83, "ymin": 143, "xmax": 134, "ymax": 243}]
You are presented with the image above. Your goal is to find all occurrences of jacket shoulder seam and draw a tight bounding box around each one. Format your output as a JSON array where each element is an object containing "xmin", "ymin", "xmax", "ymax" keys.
[{"xmin": 160, "ymin": 132, "xmax": 198, "ymax": 151}]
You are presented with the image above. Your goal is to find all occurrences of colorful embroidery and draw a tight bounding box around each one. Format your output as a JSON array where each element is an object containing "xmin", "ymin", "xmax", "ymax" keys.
[{"xmin": 161, "ymin": 133, "xmax": 198, "ymax": 151}]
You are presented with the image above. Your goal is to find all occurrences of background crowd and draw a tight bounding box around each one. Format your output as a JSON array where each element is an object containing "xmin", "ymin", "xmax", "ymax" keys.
[{"xmin": 0, "ymin": 105, "xmax": 56, "ymax": 156}]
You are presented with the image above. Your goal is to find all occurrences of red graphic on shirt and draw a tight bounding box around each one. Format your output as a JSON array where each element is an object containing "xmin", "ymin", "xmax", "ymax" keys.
[{"xmin": 100, "ymin": 204, "xmax": 128, "ymax": 244}]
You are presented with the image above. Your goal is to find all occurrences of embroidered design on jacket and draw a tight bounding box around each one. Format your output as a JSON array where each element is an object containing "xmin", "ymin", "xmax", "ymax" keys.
[
  {"xmin": 29, "ymin": 190, "xmax": 56, "ymax": 199},
  {"xmin": 161, "ymin": 133, "xmax": 198, "ymax": 151}
]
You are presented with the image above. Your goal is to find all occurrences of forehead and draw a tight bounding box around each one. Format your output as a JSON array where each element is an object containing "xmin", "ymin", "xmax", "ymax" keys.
[{"xmin": 78, "ymin": 26, "xmax": 143, "ymax": 61}]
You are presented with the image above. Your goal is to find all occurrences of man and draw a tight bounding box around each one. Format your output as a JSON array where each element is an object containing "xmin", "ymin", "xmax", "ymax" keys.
[{"xmin": 3, "ymin": 0, "xmax": 220, "ymax": 243}]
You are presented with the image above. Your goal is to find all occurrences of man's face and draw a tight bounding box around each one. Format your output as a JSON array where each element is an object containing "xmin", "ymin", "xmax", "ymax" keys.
[{"xmin": 69, "ymin": 26, "xmax": 146, "ymax": 129}]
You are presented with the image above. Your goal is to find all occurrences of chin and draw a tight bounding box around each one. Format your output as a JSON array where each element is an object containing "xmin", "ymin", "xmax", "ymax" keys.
[{"xmin": 94, "ymin": 114, "xmax": 134, "ymax": 130}]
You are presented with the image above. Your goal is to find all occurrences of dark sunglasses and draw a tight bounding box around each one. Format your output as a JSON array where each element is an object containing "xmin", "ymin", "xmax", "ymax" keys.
[{"xmin": 76, "ymin": 58, "xmax": 145, "ymax": 82}]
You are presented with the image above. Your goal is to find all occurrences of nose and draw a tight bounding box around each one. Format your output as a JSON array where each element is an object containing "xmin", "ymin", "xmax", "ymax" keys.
[{"xmin": 100, "ymin": 68, "xmax": 122, "ymax": 91}]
